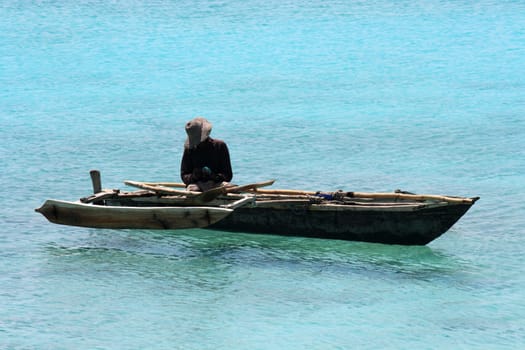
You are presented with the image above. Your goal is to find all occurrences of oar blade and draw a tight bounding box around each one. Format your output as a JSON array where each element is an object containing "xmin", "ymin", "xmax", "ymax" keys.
[{"xmin": 225, "ymin": 179, "xmax": 276, "ymax": 193}]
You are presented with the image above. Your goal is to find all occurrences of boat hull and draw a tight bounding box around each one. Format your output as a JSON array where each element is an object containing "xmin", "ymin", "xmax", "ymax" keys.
[
  {"xmin": 36, "ymin": 190, "xmax": 478, "ymax": 245},
  {"xmin": 36, "ymin": 199, "xmax": 233, "ymax": 230},
  {"xmin": 209, "ymin": 202, "xmax": 474, "ymax": 245}
]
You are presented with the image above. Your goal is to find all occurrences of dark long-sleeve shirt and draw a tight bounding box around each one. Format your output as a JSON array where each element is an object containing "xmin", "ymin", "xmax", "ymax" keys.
[{"xmin": 180, "ymin": 137, "xmax": 233, "ymax": 185}]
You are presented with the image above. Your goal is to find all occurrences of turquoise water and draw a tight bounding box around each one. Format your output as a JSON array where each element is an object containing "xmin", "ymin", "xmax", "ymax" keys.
[{"xmin": 1, "ymin": 0, "xmax": 524, "ymax": 348}]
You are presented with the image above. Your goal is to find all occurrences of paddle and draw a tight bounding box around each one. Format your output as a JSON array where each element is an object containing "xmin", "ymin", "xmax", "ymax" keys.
[
  {"xmin": 124, "ymin": 179, "xmax": 276, "ymax": 204},
  {"xmin": 141, "ymin": 182, "xmax": 186, "ymax": 188},
  {"xmin": 123, "ymin": 181, "xmax": 227, "ymax": 204},
  {"xmin": 185, "ymin": 179, "xmax": 275, "ymax": 203},
  {"xmin": 132, "ymin": 179, "xmax": 276, "ymax": 192},
  {"xmin": 223, "ymin": 179, "xmax": 275, "ymax": 193},
  {"xmin": 124, "ymin": 180, "xmax": 201, "ymax": 196}
]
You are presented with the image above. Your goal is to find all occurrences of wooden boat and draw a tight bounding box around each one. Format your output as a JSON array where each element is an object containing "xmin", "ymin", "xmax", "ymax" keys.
[{"xmin": 35, "ymin": 171, "xmax": 479, "ymax": 245}]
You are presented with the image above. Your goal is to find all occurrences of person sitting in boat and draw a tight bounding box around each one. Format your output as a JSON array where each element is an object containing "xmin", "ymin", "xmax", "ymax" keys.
[{"xmin": 180, "ymin": 117, "xmax": 233, "ymax": 192}]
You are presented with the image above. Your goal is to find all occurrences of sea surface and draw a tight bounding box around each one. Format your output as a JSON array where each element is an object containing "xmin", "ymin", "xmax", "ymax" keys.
[{"xmin": 1, "ymin": 1, "xmax": 524, "ymax": 349}]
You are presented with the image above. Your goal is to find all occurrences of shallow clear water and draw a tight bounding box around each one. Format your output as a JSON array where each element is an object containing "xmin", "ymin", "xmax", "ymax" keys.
[{"xmin": 1, "ymin": 1, "xmax": 524, "ymax": 348}]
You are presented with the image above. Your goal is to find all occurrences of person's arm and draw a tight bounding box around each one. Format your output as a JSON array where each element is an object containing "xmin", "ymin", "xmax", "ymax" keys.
[
  {"xmin": 215, "ymin": 142, "xmax": 233, "ymax": 182},
  {"xmin": 180, "ymin": 149, "xmax": 194, "ymax": 185}
]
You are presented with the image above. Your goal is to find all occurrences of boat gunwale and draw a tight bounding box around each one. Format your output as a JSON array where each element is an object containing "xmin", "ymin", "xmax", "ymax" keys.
[
  {"xmin": 37, "ymin": 199, "xmax": 234, "ymax": 213},
  {"xmin": 109, "ymin": 193, "xmax": 472, "ymax": 212}
]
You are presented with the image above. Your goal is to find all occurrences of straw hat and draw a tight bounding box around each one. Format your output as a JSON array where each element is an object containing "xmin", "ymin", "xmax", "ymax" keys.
[{"xmin": 185, "ymin": 117, "xmax": 212, "ymax": 149}]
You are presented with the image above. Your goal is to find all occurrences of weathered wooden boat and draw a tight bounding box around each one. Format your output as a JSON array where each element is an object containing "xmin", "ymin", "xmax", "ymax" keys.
[{"xmin": 35, "ymin": 171, "xmax": 479, "ymax": 245}]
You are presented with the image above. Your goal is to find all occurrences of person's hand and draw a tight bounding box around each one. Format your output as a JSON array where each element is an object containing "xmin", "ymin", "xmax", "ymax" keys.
[{"xmin": 214, "ymin": 173, "xmax": 226, "ymax": 183}]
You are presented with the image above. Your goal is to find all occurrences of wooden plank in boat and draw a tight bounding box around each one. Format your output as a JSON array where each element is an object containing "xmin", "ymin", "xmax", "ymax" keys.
[
  {"xmin": 124, "ymin": 181, "xmax": 199, "ymax": 196},
  {"xmin": 252, "ymin": 188, "xmax": 477, "ymax": 204},
  {"xmin": 80, "ymin": 189, "xmax": 119, "ymax": 203}
]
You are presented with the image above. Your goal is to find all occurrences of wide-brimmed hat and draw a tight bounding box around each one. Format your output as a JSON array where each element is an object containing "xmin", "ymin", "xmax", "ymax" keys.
[{"xmin": 185, "ymin": 117, "xmax": 212, "ymax": 149}]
